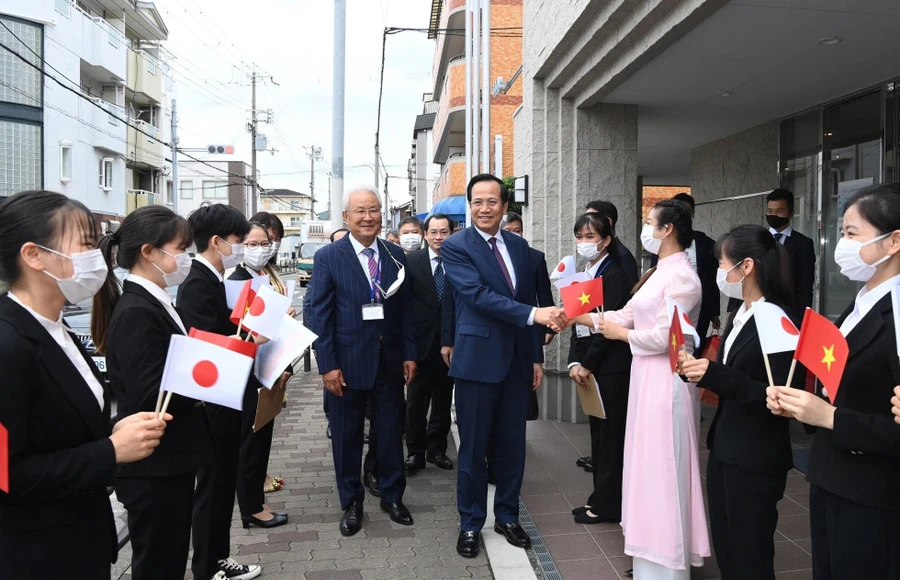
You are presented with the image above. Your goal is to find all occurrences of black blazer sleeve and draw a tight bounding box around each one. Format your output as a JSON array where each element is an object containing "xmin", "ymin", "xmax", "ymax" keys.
[
  {"xmin": 700, "ymin": 351, "xmax": 802, "ymax": 404},
  {"xmin": 696, "ymin": 234, "xmax": 719, "ymax": 318},
  {"xmin": 567, "ymin": 326, "xmax": 584, "ymax": 366},
  {"xmin": 178, "ymin": 269, "xmax": 233, "ymax": 336},
  {"xmin": 581, "ymin": 267, "xmax": 631, "ymax": 372},
  {"xmin": 110, "ymin": 305, "xmax": 172, "ymax": 413}
]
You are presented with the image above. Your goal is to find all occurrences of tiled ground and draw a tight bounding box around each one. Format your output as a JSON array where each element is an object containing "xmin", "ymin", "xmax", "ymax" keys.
[{"xmin": 521, "ymin": 405, "xmax": 815, "ymax": 580}]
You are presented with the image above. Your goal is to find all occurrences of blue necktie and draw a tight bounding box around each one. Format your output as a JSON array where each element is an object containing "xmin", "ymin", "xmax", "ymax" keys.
[{"xmin": 434, "ymin": 256, "xmax": 445, "ymax": 303}]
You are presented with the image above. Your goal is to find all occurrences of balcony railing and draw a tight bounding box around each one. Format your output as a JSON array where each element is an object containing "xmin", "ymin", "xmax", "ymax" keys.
[
  {"xmin": 126, "ymin": 189, "xmax": 160, "ymax": 213},
  {"xmin": 88, "ymin": 96, "xmax": 123, "ymax": 126},
  {"xmin": 58, "ymin": 0, "xmax": 126, "ymax": 47}
]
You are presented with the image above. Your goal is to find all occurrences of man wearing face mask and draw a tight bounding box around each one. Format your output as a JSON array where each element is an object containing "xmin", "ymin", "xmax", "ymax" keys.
[{"xmin": 397, "ymin": 217, "xmax": 426, "ymax": 253}]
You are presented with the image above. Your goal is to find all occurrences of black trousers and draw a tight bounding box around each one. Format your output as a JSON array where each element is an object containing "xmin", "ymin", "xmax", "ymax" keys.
[
  {"xmin": 406, "ymin": 336, "xmax": 454, "ymax": 458},
  {"xmin": 706, "ymin": 455, "xmax": 786, "ymax": 580},
  {"xmin": 117, "ymin": 472, "xmax": 196, "ymax": 580},
  {"xmin": 585, "ymin": 371, "xmax": 630, "ymax": 518},
  {"xmin": 191, "ymin": 402, "xmax": 244, "ymax": 580},
  {"xmin": 810, "ymin": 483, "xmax": 900, "ymax": 580},
  {"xmin": 236, "ymin": 389, "xmax": 275, "ymax": 516}
]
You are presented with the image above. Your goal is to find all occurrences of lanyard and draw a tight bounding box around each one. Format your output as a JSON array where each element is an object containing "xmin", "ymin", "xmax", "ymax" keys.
[{"xmin": 594, "ymin": 258, "xmax": 612, "ymax": 279}]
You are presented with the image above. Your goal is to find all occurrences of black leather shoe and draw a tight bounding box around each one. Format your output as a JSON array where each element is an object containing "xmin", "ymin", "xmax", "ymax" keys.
[
  {"xmin": 241, "ymin": 512, "xmax": 288, "ymax": 529},
  {"xmin": 271, "ymin": 510, "xmax": 288, "ymax": 517},
  {"xmin": 493, "ymin": 522, "xmax": 531, "ymax": 548},
  {"xmin": 405, "ymin": 455, "xmax": 425, "ymax": 475},
  {"xmin": 363, "ymin": 472, "xmax": 381, "ymax": 497},
  {"xmin": 624, "ymin": 568, "xmax": 633, "ymax": 577},
  {"xmin": 379, "ymin": 500, "xmax": 413, "ymax": 526},
  {"xmin": 573, "ymin": 510, "xmax": 618, "ymax": 524},
  {"xmin": 571, "ymin": 505, "xmax": 591, "ymax": 516},
  {"xmin": 426, "ymin": 453, "xmax": 454, "ymax": 470},
  {"xmin": 583, "ymin": 458, "xmax": 594, "ymax": 473},
  {"xmin": 339, "ymin": 501, "xmax": 363, "ymax": 536},
  {"xmin": 457, "ymin": 531, "xmax": 481, "ymax": 558},
  {"xmin": 575, "ymin": 455, "xmax": 589, "ymax": 467}
]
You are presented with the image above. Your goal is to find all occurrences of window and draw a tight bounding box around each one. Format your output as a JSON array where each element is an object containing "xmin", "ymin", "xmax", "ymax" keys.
[
  {"xmin": 99, "ymin": 157, "xmax": 113, "ymax": 191},
  {"xmin": 146, "ymin": 53, "xmax": 156, "ymax": 75},
  {"xmin": 166, "ymin": 181, "xmax": 173, "ymax": 205},
  {"xmin": 55, "ymin": 0, "xmax": 70, "ymax": 17},
  {"xmin": 202, "ymin": 180, "xmax": 227, "ymax": 199},
  {"xmin": 60, "ymin": 142, "xmax": 73, "ymax": 182},
  {"xmin": 180, "ymin": 180, "xmax": 193, "ymax": 199},
  {"xmin": 290, "ymin": 217, "xmax": 301, "ymax": 227}
]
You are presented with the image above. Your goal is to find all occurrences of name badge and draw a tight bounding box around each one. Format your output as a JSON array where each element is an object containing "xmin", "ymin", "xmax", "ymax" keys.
[
  {"xmin": 362, "ymin": 303, "xmax": 385, "ymax": 320},
  {"xmin": 575, "ymin": 324, "xmax": 591, "ymax": 338}
]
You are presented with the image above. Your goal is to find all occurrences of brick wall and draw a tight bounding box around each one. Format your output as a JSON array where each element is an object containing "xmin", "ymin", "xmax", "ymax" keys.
[
  {"xmin": 489, "ymin": 0, "xmax": 523, "ymax": 178},
  {"xmin": 642, "ymin": 186, "xmax": 690, "ymax": 220}
]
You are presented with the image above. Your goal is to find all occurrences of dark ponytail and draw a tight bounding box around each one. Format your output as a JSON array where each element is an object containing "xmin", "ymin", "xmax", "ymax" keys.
[
  {"xmin": 654, "ymin": 199, "xmax": 694, "ymax": 250},
  {"xmin": 91, "ymin": 206, "xmax": 192, "ymax": 353},
  {"xmin": 715, "ymin": 224, "xmax": 794, "ymax": 309}
]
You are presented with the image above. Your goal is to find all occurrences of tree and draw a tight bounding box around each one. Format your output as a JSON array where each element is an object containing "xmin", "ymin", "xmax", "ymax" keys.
[{"xmin": 502, "ymin": 176, "xmax": 522, "ymax": 215}]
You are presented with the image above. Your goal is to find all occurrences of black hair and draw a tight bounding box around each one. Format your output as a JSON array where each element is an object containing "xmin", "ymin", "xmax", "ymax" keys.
[
  {"xmin": 652, "ymin": 199, "xmax": 694, "ymax": 249},
  {"xmin": 672, "ymin": 192, "xmax": 694, "ymax": 210},
  {"xmin": 715, "ymin": 224, "xmax": 794, "ymax": 309},
  {"xmin": 845, "ymin": 183, "xmax": 900, "ymax": 235},
  {"xmin": 330, "ymin": 228, "xmax": 349, "ymax": 242},
  {"xmin": 505, "ymin": 211, "xmax": 523, "ymax": 227},
  {"xmin": 0, "ymin": 190, "xmax": 97, "ymax": 286},
  {"xmin": 398, "ymin": 216, "xmax": 424, "ymax": 232},
  {"xmin": 585, "ymin": 200, "xmax": 618, "ymax": 226},
  {"xmin": 92, "ymin": 206, "xmax": 193, "ymax": 353},
  {"xmin": 466, "ymin": 173, "xmax": 508, "ymax": 203},
  {"xmin": 250, "ymin": 211, "xmax": 284, "ymax": 240},
  {"xmin": 187, "ymin": 203, "xmax": 250, "ymax": 252},
  {"xmin": 247, "ymin": 221, "xmax": 271, "ymax": 241},
  {"xmin": 573, "ymin": 212, "xmax": 618, "ymax": 255},
  {"xmin": 425, "ymin": 213, "xmax": 455, "ymax": 231},
  {"xmin": 767, "ymin": 188, "xmax": 794, "ymax": 214}
]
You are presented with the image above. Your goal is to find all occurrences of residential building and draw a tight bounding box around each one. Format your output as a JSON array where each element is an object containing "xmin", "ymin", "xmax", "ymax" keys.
[
  {"xmin": 515, "ymin": 0, "xmax": 900, "ymax": 420},
  {"xmin": 258, "ymin": 188, "xmax": 313, "ymax": 235},
  {"xmin": 428, "ymin": 0, "xmax": 522, "ymax": 205},
  {"xmin": 176, "ymin": 160, "xmax": 257, "ymax": 218},
  {"xmin": 408, "ymin": 95, "xmax": 439, "ymax": 213}
]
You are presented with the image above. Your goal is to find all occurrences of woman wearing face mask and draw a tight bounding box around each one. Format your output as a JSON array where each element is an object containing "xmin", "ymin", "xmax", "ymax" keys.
[
  {"xmin": 567, "ymin": 212, "xmax": 633, "ymax": 525},
  {"xmin": 569, "ymin": 199, "xmax": 709, "ymax": 579},
  {"xmin": 92, "ymin": 206, "xmax": 213, "ymax": 580},
  {"xmin": 767, "ymin": 183, "xmax": 900, "ymax": 580},
  {"xmin": 678, "ymin": 224, "xmax": 803, "ymax": 580},
  {"xmin": 0, "ymin": 191, "xmax": 169, "ymax": 579}
]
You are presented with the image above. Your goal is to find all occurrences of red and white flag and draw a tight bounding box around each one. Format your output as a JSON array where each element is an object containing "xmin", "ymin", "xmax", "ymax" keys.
[
  {"xmin": 752, "ymin": 301, "xmax": 800, "ymax": 354},
  {"xmin": 553, "ymin": 271, "xmax": 590, "ymax": 290},
  {"xmin": 159, "ymin": 335, "xmax": 254, "ymax": 410},
  {"xmin": 242, "ymin": 284, "xmax": 292, "ymax": 339},
  {"xmin": 225, "ymin": 275, "xmax": 270, "ymax": 310},
  {"xmin": 666, "ymin": 297, "xmax": 701, "ymax": 349},
  {"xmin": 550, "ymin": 255, "xmax": 576, "ymax": 281}
]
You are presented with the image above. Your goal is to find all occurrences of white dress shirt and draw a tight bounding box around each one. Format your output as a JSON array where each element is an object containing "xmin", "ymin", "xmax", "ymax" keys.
[
  {"xmin": 195, "ymin": 255, "xmax": 224, "ymax": 282},
  {"xmin": 349, "ymin": 234, "xmax": 380, "ymax": 293},
  {"xmin": 473, "ymin": 227, "xmax": 536, "ymax": 326},
  {"xmin": 127, "ymin": 274, "xmax": 187, "ymax": 334},
  {"xmin": 8, "ymin": 292, "xmax": 105, "ymax": 410},
  {"xmin": 723, "ymin": 298, "xmax": 763, "ymax": 365},
  {"xmin": 429, "ymin": 247, "xmax": 442, "ymax": 275},
  {"xmin": 770, "ymin": 225, "xmax": 792, "ymax": 244},
  {"xmin": 686, "ymin": 241, "xmax": 697, "ymax": 271},
  {"xmin": 839, "ymin": 274, "xmax": 900, "ymax": 336}
]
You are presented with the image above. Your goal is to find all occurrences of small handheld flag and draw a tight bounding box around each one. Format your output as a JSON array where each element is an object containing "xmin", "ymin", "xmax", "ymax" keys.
[
  {"xmin": 553, "ymin": 271, "xmax": 590, "ymax": 291},
  {"xmin": 794, "ymin": 308, "xmax": 849, "ymax": 404},
  {"xmin": 560, "ymin": 276, "xmax": 604, "ymax": 318},
  {"xmin": 550, "ymin": 255, "xmax": 576, "ymax": 281},
  {"xmin": 669, "ymin": 306, "xmax": 686, "ymax": 373},
  {"xmin": 159, "ymin": 335, "xmax": 254, "ymax": 411},
  {"xmin": 229, "ymin": 280, "xmax": 254, "ymax": 328},
  {"xmin": 753, "ymin": 301, "xmax": 800, "ymax": 354},
  {"xmin": 242, "ymin": 285, "xmax": 292, "ymax": 339},
  {"xmin": 666, "ymin": 297, "xmax": 701, "ymax": 349}
]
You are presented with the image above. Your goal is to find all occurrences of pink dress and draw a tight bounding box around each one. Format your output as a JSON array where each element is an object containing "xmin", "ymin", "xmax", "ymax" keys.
[{"xmin": 593, "ymin": 251, "xmax": 710, "ymax": 577}]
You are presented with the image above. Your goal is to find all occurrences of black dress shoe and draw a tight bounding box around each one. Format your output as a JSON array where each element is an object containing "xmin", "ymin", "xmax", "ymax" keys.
[
  {"xmin": 493, "ymin": 522, "xmax": 531, "ymax": 548},
  {"xmin": 271, "ymin": 510, "xmax": 288, "ymax": 517},
  {"xmin": 583, "ymin": 458, "xmax": 594, "ymax": 473},
  {"xmin": 363, "ymin": 472, "xmax": 381, "ymax": 497},
  {"xmin": 456, "ymin": 531, "xmax": 481, "ymax": 558},
  {"xmin": 379, "ymin": 500, "xmax": 413, "ymax": 525},
  {"xmin": 571, "ymin": 505, "xmax": 591, "ymax": 516},
  {"xmin": 426, "ymin": 453, "xmax": 454, "ymax": 470},
  {"xmin": 241, "ymin": 512, "xmax": 288, "ymax": 529},
  {"xmin": 405, "ymin": 455, "xmax": 425, "ymax": 475},
  {"xmin": 575, "ymin": 456, "xmax": 590, "ymax": 467},
  {"xmin": 339, "ymin": 501, "xmax": 363, "ymax": 536},
  {"xmin": 624, "ymin": 568, "xmax": 633, "ymax": 577},
  {"xmin": 573, "ymin": 510, "xmax": 618, "ymax": 524}
]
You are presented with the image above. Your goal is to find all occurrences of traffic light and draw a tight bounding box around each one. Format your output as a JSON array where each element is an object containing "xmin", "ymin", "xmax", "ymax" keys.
[{"xmin": 207, "ymin": 145, "xmax": 235, "ymax": 154}]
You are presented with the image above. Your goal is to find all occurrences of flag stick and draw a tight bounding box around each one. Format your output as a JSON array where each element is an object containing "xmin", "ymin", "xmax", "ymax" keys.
[
  {"xmin": 762, "ymin": 352, "xmax": 775, "ymax": 387},
  {"xmin": 159, "ymin": 391, "xmax": 174, "ymax": 418},
  {"xmin": 154, "ymin": 389, "xmax": 164, "ymax": 415},
  {"xmin": 784, "ymin": 358, "xmax": 798, "ymax": 389}
]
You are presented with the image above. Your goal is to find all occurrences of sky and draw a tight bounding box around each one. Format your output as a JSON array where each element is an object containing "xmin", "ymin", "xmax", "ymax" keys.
[{"xmin": 154, "ymin": 0, "xmax": 435, "ymax": 213}]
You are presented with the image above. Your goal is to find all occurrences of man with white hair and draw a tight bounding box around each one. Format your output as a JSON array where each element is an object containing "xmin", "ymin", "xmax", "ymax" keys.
[{"xmin": 306, "ymin": 187, "xmax": 417, "ymax": 537}]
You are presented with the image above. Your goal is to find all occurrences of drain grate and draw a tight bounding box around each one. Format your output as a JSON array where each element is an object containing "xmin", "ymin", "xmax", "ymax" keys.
[{"xmin": 520, "ymin": 497, "xmax": 564, "ymax": 580}]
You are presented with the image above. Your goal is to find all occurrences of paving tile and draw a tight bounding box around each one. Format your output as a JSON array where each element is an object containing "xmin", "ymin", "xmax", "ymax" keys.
[
  {"xmin": 530, "ymin": 513, "xmax": 588, "ymax": 536},
  {"xmin": 606, "ymin": 555, "xmax": 633, "ymax": 580},
  {"xmin": 521, "ymin": 493, "xmax": 572, "ymax": 515},
  {"xmin": 555, "ymin": 557, "xmax": 621, "ymax": 580},
  {"xmin": 774, "ymin": 540, "xmax": 813, "ymax": 572},
  {"xmin": 591, "ymin": 529, "xmax": 625, "ymax": 558},
  {"xmin": 541, "ymin": 532, "xmax": 602, "ymax": 561},
  {"xmin": 776, "ymin": 514, "xmax": 812, "ymax": 541}
]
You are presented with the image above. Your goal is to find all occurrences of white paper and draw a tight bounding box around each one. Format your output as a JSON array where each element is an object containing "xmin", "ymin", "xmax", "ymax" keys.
[
  {"xmin": 224, "ymin": 275, "xmax": 270, "ymax": 309},
  {"xmin": 286, "ymin": 279, "xmax": 297, "ymax": 298},
  {"xmin": 254, "ymin": 316, "xmax": 318, "ymax": 388},
  {"xmin": 553, "ymin": 271, "xmax": 590, "ymax": 290}
]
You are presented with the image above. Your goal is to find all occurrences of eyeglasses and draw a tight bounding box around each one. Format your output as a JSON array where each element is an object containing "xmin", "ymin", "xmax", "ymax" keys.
[
  {"xmin": 350, "ymin": 208, "xmax": 382, "ymax": 217},
  {"xmin": 470, "ymin": 199, "xmax": 502, "ymax": 209},
  {"xmin": 243, "ymin": 241, "xmax": 272, "ymax": 249}
]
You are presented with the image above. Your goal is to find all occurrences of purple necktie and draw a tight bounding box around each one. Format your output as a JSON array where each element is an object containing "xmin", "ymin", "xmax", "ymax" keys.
[
  {"xmin": 489, "ymin": 237, "xmax": 514, "ymax": 293},
  {"xmin": 362, "ymin": 247, "xmax": 381, "ymax": 302}
]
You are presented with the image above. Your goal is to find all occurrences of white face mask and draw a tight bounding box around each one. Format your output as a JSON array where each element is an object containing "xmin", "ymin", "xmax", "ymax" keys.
[
  {"xmin": 399, "ymin": 233, "xmax": 423, "ymax": 252},
  {"xmin": 576, "ymin": 242, "xmax": 603, "ymax": 261},
  {"xmin": 716, "ymin": 262, "xmax": 745, "ymax": 300},
  {"xmin": 216, "ymin": 238, "xmax": 244, "ymax": 270},
  {"xmin": 153, "ymin": 249, "xmax": 192, "ymax": 288},
  {"xmin": 243, "ymin": 246, "xmax": 270, "ymax": 271},
  {"xmin": 38, "ymin": 246, "xmax": 108, "ymax": 304},
  {"xmin": 376, "ymin": 239, "xmax": 406, "ymax": 298},
  {"xmin": 268, "ymin": 241, "xmax": 281, "ymax": 261},
  {"xmin": 640, "ymin": 224, "xmax": 664, "ymax": 255},
  {"xmin": 834, "ymin": 233, "xmax": 891, "ymax": 282}
]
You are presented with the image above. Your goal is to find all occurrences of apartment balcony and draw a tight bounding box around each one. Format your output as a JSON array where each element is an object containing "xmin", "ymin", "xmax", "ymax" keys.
[
  {"xmin": 431, "ymin": 0, "xmax": 466, "ymax": 99},
  {"xmin": 126, "ymin": 47, "xmax": 162, "ymax": 105},
  {"xmin": 50, "ymin": 0, "xmax": 127, "ymax": 82},
  {"xmin": 125, "ymin": 188, "xmax": 161, "ymax": 213},
  {"xmin": 126, "ymin": 120, "xmax": 164, "ymax": 169},
  {"xmin": 79, "ymin": 95, "xmax": 127, "ymax": 155},
  {"xmin": 433, "ymin": 152, "xmax": 466, "ymax": 203},
  {"xmin": 432, "ymin": 55, "xmax": 466, "ymax": 165}
]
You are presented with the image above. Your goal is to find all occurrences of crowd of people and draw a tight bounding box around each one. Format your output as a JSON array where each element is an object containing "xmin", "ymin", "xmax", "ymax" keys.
[{"xmin": 0, "ymin": 176, "xmax": 899, "ymax": 580}]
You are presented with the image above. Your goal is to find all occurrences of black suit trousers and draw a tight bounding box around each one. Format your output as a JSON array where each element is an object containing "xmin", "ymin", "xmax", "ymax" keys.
[
  {"xmin": 585, "ymin": 371, "xmax": 630, "ymax": 518},
  {"xmin": 706, "ymin": 455, "xmax": 786, "ymax": 580},
  {"xmin": 117, "ymin": 472, "xmax": 196, "ymax": 580},
  {"xmin": 406, "ymin": 335, "xmax": 454, "ymax": 458},
  {"xmin": 810, "ymin": 484, "xmax": 900, "ymax": 580},
  {"xmin": 237, "ymin": 390, "xmax": 275, "ymax": 516}
]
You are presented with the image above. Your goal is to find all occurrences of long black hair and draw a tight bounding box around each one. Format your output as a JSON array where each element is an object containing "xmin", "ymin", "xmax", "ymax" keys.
[
  {"xmin": 0, "ymin": 190, "xmax": 97, "ymax": 286},
  {"xmin": 573, "ymin": 212, "xmax": 618, "ymax": 256},
  {"xmin": 715, "ymin": 224, "xmax": 793, "ymax": 309},
  {"xmin": 653, "ymin": 199, "xmax": 694, "ymax": 249},
  {"xmin": 91, "ymin": 206, "xmax": 193, "ymax": 353}
]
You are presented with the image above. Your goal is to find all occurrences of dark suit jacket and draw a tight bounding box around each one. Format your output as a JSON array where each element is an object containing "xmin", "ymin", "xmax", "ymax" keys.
[
  {"xmin": 698, "ymin": 309, "xmax": 806, "ymax": 475},
  {"xmin": 566, "ymin": 258, "xmax": 633, "ymax": 376},
  {"xmin": 107, "ymin": 282, "xmax": 213, "ymax": 478},
  {"xmin": 807, "ymin": 293, "xmax": 900, "ymax": 510},
  {"xmin": 177, "ymin": 260, "xmax": 236, "ymax": 337},
  {"xmin": 0, "ymin": 294, "xmax": 118, "ymax": 577},
  {"xmin": 407, "ymin": 248, "xmax": 444, "ymax": 361},
  {"xmin": 613, "ymin": 237, "xmax": 639, "ymax": 286},
  {"xmin": 306, "ymin": 235, "xmax": 416, "ymax": 389}
]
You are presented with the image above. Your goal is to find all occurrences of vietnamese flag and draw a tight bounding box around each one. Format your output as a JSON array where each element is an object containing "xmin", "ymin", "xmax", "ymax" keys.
[
  {"xmin": 0, "ymin": 421, "xmax": 7, "ymax": 493},
  {"xmin": 229, "ymin": 280, "xmax": 255, "ymax": 327},
  {"xmin": 669, "ymin": 306, "xmax": 685, "ymax": 373},
  {"xmin": 794, "ymin": 308, "xmax": 849, "ymax": 403},
  {"xmin": 560, "ymin": 276, "xmax": 604, "ymax": 318}
]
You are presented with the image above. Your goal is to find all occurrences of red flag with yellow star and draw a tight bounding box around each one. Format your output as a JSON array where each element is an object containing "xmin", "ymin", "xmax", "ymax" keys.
[
  {"xmin": 794, "ymin": 308, "xmax": 849, "ymax": 403},
  {"xmin": 669, "ymin": 306, "xmax": 685, "ymax": 373},
  {"xmin": 560, "ymin": 276, "xmax": 604, "ymax": 318}
]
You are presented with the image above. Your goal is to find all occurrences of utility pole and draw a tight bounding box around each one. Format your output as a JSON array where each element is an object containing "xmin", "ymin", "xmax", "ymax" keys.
[
  {"xmin": 384, "ymin": 175, "xmax": 390, "ymax": 230},
  {"xmin": 171, "ymin": 98, "xmax": 178, "ymax": 215},
  {"xmin": 331, "ymin": 0, "xmax": 346, "ymax": 232},
  {"xmin": 305, "ymin": 145, "xmax": 322, "ymax": 218},
  {"xmin": 250, "ymin": 66, "xmax": 258, "ymax": 215},
  {"xmin": 481, "ymin": 0, "xmax": 491, "ymax": 174}
]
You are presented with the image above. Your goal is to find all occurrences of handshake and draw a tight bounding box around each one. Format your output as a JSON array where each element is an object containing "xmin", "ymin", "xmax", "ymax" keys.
[{"xmin": 535, "ymin": 307, "xmax": 569, "ymax": 332}]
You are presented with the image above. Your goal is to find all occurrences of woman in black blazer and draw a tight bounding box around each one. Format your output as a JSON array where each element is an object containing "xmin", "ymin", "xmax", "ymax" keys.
[
  {"xmin": 0, "ymin": 191, "xmax": 167, "ymax": 579},
  {"xmin": 767, "ymin": 184, "xmax": 900, "ymax": 580},
  {"xmin": 92, "ymin": 206, "xmax": 214, "ymax": 580},
  {"xmin": 567, "ymin": 212, "xmax": 633, "ymax": 524},
  {"xmin": 680, "ymin": 224, "xmax": 804, "ymax": 580}
]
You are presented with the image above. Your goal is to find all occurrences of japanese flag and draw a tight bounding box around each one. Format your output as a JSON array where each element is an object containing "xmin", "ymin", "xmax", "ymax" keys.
[
  {"xmin": 242, "ymin": 284, "xmax": 292, "ymax": 339},
  {"xmin": 225, "ymin": 275, "xmax": 270, "ymax": 310},
  {"xmin": 666, "ymin": 297, "xmax": 701, "ymax": 349},
  {"xmin": 553, "ymin": 271, "xmax": 590, "ymax": 290},
  {"xmin": 752, "ymin": 301, "xmax": 800, "ymax": 355},
  {"xmin": 159, "ymin": 335, "xmax": 253, "ymax": 410},
  {"xmin": 550, "ymin": 255, "xmax": 576, "ymax": 281}
]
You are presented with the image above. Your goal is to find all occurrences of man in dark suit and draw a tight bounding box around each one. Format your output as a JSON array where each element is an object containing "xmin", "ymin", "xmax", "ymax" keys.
[
  {"xmin": 584, "ymin": 200, "xmax": 639, "ymax": 285},
  {"xmin": 441, "ymin": 174, "xmax": 567, "ymax": 558},
  {"xmin": 306, "ymin": 187, "xmax": 417, "ymax": 537},
  {"xmin": 176, "ymin": 204, "xmax": 261, "ymax": 580},
  {"xmin": 404, "ymin": 213, "xmax": 456, "ymax": 475}
]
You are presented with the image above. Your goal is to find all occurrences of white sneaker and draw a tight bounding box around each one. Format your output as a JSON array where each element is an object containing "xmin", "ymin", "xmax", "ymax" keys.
[
  {"xmin": 216, "ymin": 558, "xmax": 262, "ymax": 580},
  {"xmin": 210, "ymin": 573, "xmax": 227, "ymax": 580}
]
